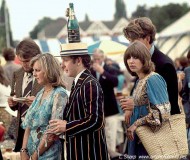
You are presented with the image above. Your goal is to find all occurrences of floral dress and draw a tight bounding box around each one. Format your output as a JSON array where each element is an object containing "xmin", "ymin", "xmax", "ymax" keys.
[
  {"xmin": 22, "ymin": 86, "xmax": 68, "ymax": 160},
  {"xmin": 128, "ymin": 72, "xmax": 171, "ymax": 159}
]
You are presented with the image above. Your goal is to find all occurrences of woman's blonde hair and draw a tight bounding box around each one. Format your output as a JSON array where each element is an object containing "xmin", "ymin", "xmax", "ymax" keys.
[
  {"xmin": 124, "ymin": 41, "xmax": 155, "ymax": 76},
  {"xmin": 30, "ymin": 53, "xmax": 66, "ymax": 88}
]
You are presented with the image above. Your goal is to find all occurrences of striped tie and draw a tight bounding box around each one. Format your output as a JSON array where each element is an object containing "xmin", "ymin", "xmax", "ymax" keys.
[
  {"xmin": 21, "ymin": 73, "xmax": 33, "ymax": 121},
  {"xmin": 23, "ymin": 73, "xmax": 33, "ymax": 97}
]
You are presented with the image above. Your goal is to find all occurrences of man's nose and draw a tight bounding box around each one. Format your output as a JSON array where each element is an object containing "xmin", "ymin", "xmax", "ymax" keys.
[{"xmin": 61, "ymin": 62, "xmax": 65, "ymax": 69}]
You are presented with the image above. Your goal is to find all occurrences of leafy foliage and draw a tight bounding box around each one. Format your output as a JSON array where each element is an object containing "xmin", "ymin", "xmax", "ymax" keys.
[
  {"xmin": 131, "ymin": 3, "xmax": 190, "ymax": 32},
  {"xmin": 29, "ymin": 17, "xmax": 53, "ymax": 39},
  {"xmin": 114, "ymin": 0, "xmax": 127, "ymax": 20},
  {"xmin": 0, "ymin": 0, "xmax": 13, "ymax": 52}
]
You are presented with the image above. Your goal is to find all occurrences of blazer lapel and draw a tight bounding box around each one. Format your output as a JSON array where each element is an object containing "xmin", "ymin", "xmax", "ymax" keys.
[
  {"xmin": 65, "ymin": 69, "xmax": 91, "ymax": 118},
  {"xmin": 16, "ymin": 69, "xmax": 25, "ymax": 97}
]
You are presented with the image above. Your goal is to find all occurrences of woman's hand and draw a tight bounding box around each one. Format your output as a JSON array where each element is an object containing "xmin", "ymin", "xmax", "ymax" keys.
[
  {"xmin": 30, "ymin": 151, "xmax": 38, "ymax": 160},
  {"xmin": 124, "ymin": 110, "xmax": 133, "ymax": 126},
  {"xmin": 119, "ymin": 96, "xmax": 134, "ymax": 125},
  {"xmin": 126, "ymin": 123, "xmax": 137, "ymax": 141},
  {"xmin": 20, "ymin": 151, "xmax": 30, "ymax": 160}
]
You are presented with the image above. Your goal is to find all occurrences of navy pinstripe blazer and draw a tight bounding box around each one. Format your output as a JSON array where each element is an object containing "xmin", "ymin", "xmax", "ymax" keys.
[{"xmin": 63, "ymin": 69, "xmax": 109, "ymax": 160}]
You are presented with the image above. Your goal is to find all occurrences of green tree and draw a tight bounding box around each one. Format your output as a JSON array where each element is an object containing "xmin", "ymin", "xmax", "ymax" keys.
[
  {"xmin": 131, "ymin": 3, "xmax": 190, "ymax": 32},
  {"xmin": 150, "ymin": 3, "xmax": 190, "ymax": 32},
  {"xmin": 0, "ymin": 0, "xmax": 13, "ymax": 52},
  {"xmin": 131, "ymin": 5, "xmax": 148, "ymax": 18},
  {"xmin": 0, "ymin": 0, "xmax": 6, "ymax": 51},
  {"xmin": 84, "ymin": 13, "xmax": 90, "ymax": 22},
  {"xmin": 114, "ymin": 0, "xmax": 127, "ymax": 20},
  {"xmin": 29, "ymin": 17, "xmax": 53, "ymax": 39}
]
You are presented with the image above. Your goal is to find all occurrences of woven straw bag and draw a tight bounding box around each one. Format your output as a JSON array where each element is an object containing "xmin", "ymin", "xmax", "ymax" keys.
[{"xmin": 136, "ymin": 113, "xmax": 188, "ymax": 160}]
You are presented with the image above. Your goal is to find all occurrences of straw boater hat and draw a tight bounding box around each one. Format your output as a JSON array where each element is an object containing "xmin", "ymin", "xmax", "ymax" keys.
[{"xmin": 59, "ymin": 42, "xmax": 88, "ymax": 57}]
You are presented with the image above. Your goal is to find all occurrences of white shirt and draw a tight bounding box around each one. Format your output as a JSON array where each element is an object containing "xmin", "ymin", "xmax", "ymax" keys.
[
  {"xmin": 74, "ymin": 69, "xmax": 85, "ymax": 86},
  {"xmin": 0, "ymin": 83, "xmax": 17, "ymax": 117}
]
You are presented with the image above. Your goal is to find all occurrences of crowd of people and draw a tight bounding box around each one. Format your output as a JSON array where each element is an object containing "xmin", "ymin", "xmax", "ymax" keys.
[{"xmin": 0, "ymin": 16, "xmax": 189, "ymax": 160}]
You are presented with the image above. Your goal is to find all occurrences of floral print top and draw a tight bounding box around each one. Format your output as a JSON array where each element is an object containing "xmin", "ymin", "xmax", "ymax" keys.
[
  {"xmin": 21, "ymin": 86, "xmax": 68, "ymax": 159},
  {"xmin": 133, "ymin": 72, "xmax": 171, "ymax": 132}
]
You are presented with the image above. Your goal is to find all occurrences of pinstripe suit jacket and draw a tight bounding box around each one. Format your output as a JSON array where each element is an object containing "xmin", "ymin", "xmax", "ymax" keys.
[
  {"xmin": 63, "ymin": 69, "xmax": 109, "ymax": 160},
  {"xmin": 10, "ymin": 68, "xmax": 42, "ymax": 151}
]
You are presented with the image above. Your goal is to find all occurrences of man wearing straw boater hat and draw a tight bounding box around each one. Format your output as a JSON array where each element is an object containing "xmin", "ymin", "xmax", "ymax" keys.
[{"xmin": 48, "ymin": 42, "xmax": 109, "ymax": 160}]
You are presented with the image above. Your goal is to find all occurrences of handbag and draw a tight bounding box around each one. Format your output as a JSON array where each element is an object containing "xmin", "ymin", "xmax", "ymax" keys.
[{"xmin": 136, "ymin": 113, "xmax": 188, "ymax": 160}]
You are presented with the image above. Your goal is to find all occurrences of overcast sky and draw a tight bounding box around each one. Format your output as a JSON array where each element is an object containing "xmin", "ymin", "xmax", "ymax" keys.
[{"xmin": 3, "ymin": 0, "xmax": 190, "ymax": 40}]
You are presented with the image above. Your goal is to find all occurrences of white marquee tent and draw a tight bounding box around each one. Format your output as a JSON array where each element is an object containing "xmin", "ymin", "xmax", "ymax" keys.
[{"xmin": 156, "ymin": 11, "xmax": 190, "ymax": 60}]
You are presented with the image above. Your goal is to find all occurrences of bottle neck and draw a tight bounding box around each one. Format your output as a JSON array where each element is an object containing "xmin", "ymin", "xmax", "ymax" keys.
[{"xmin": 69, "ymin": 5, "xmax": 75, "ymax": 19}]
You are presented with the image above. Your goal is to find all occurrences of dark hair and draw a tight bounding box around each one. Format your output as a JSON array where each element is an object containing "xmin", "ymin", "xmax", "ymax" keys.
[
  {"xmin": 2, "ymin": 48, "xmax": 15, "ymax": 61},
  {"xmin": 70, "ymin": 55, "xmax": 91, "ymax": 69},
  {"xmin": 179, "ymin": 56, "xmax": 188, "ymax": 70},
  {"xmin": 124, "ymin": 41, "xmax": 155, "ymax": 76},
  {"xmin": 0, "ymin": 66, "xmax": 10, "ymax": 86},
  {"xmin": 187, "ymin": 50, "xmax": 190, "ymax": 61},
  {"xmin": 123, "ymin": 17, "xmax": 156, "ymax": 44},
  {"xmin": 16, "ymin": 38, "xmax": 41, "ymax": 59}
]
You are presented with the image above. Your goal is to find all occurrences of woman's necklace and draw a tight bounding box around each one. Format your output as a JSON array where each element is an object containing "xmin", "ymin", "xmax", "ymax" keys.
[
  {"xmin": 39, "ymin": 87, "xmax": 53, "ymax": 105},
  {"xmin": 44, "ymin": 88, "xmax": 53, "ymax": 93}
]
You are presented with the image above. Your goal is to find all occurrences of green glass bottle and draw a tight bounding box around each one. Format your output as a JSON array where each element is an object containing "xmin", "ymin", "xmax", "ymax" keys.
[{"xmin": 67, "ymin": 3, "xmax": 80, "ymax": 43}]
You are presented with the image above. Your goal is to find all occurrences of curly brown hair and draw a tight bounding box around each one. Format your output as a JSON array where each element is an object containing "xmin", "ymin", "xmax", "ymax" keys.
[{"xmin": 123, "ymin": 17, "xmax": 156, "ymax": 44}]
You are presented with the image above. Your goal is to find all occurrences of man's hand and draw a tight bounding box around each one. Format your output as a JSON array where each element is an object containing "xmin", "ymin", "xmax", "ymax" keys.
[
  {"xmin": 8, "ymin": 96, "xmax": 18, "ymax": 107},
  {"xmin": 92, "ymin": 63, "xmax": 104, "ymax": 74},
  {"xmin": 119, "ymin": 96, "xmax": 134, "ymax": 111},
  {"xmin": 48, "ymin": 119, "xmax": 67, "ymax": 135},
  {"xmin": 24, "ymin": 96, "xmax": 35, "ymax": 106}
]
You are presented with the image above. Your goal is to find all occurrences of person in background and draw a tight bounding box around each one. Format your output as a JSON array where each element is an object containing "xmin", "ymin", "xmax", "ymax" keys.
[
  {"xmin": 123, "ymin": 17, "xmax": 180, "ymax": 116},
  {"xmin": 90, "ymin": 49, "xmax": 120, "ymax": 158},
  {"xmin": 2, "ymin": 47, "xmax": 21, "ymax": 84},
  {"xmin": 0, "ymin": 65, "xmax": 10, "ymax": 108},
  {"xmin": 120, "ymin": 41, "xmax": 171, "ymax": 158},
  {"xmin": 0, "ymin": 122, "xmax": 5, "ymax": 159},
  {"xmin": 181, "ymin": 50, "xmax": 190, "ymax": 153},
  {"xmin": 174, "ymin": 57, "xmax": 188, "ymax": 72},
  {"xmin": 48, "ymin": 43, "xmax": 109, "ymax": 160},
  {"xmin": 21, "ymin": 53, "xmax": 68, "ymax": 160},
  {"xmin": 0, "ymin": 122, "xmax": 5, "ymax": 142},
  {"xmin": 7, "ymin": 39, "xmax": 43, "ymax": 152},
  {"xmin": 0, "ymin": 65, "xmax": 12, "ymax": 136}
]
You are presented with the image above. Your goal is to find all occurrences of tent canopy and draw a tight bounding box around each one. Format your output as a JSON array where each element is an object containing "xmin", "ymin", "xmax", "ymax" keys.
[
  {"xmin": 88, "ymin": 40, "xmax": 128, "ymax": 55},
  {"xmin": 157, "ymin": 11, "xmax": 190, "ymax": 60}
]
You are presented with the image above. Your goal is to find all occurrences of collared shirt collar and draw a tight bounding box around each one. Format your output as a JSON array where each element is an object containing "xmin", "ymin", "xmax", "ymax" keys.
[{"xmin": 74, "ymin": 69, "xmax": 85, "ymax": 85}]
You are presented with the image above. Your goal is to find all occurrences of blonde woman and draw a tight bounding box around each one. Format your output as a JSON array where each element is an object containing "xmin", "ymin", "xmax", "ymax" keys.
[{"xmin": 21, "ymin": 53, "xmax": 68, "ymax": 160}]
